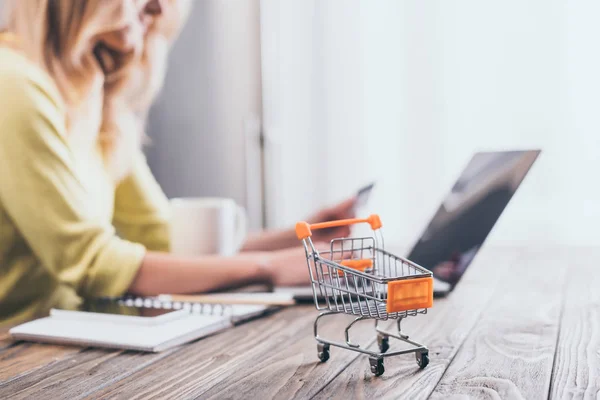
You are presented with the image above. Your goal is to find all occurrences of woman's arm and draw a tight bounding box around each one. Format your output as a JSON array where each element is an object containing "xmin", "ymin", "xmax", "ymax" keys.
[
  {"xmin": 128, "ymin": 246, "xmax": 312, "ymax": 295},
  {"xmin": 128, "ymin": 251, "xmax": 271, "ymax": 295},
  {"xmin": 241, "ymin": 229, "xmax": 297, "ymax": 252},
  {"xmin": 113, "ymin": 152, "xmax": 171, "ymax": 252}
]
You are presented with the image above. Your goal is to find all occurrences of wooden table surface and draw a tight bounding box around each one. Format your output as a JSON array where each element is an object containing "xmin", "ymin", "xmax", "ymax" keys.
[{"xmin": 0, "ymin": 245, "xmax": 598, "ymax": 399}]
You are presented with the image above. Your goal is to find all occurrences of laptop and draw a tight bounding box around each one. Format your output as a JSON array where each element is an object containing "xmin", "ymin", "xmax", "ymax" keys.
[
  {"xmin": 277, "ymin": 149, "xmax": 540, "ymax": 299},
  {"xmin": 407, "ymin": 149, "xmax": 540, "ymax": 296}
]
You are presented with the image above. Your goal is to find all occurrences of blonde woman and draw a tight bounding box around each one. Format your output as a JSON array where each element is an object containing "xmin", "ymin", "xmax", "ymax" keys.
[{"xmin": 0, "ymin": 0, "xmax": 355, "ymax": 323}]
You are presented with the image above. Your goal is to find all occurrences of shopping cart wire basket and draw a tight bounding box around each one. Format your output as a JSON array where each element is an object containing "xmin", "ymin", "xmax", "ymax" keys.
[{"xmin": 296, "ymin": 214, "xmax": 433, "ymax": 376}]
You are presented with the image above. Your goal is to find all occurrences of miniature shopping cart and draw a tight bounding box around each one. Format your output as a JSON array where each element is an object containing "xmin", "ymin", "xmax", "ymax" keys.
[{"xmin": 295, "ymin": 214, "xmax": 433, "ymax": 376}]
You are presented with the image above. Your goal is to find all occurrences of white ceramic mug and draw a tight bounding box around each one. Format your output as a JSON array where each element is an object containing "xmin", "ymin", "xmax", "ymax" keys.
[{"xmin": 170, "ymin": 198, "xmax": 248, "ymax": 256}]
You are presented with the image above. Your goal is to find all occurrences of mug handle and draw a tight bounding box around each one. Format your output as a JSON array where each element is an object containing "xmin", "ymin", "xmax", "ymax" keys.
[{"xmin": 234, "ymin": 205, "xmax": 248, "ymax": 253}]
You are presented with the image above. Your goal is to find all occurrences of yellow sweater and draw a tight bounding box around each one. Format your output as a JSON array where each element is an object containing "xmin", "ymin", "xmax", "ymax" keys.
[{"xmin": 0, "ymin": 46, "xmax": 170, "ymax": 323}]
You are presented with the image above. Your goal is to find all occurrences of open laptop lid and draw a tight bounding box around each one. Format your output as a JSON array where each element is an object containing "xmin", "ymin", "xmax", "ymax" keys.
[{"xmin": 406, "ymin": 150, "xmax": 540, "ymax": 288}]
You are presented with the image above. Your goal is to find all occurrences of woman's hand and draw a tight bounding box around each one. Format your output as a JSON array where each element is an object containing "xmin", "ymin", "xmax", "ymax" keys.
[
  {"xmin": 263, "ymin": 240, "xmax": 356, "ymax": 286},
  {"xmin": 306, "ymin": 197, "xmax": 357, "ymax": 243},
  {"xmin": 264, "ymin": 246, "xmax": 315, "ymax": 287}
]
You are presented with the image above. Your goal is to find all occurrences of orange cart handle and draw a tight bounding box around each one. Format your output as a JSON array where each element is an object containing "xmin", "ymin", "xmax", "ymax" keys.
[{"xmin": 295, "ymin": 214, "xmax": 382, "ymax": 240}]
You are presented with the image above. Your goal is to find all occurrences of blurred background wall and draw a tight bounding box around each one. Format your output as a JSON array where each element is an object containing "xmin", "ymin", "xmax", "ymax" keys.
[
  {"xmin": 146, "ymin": 0, "xmax": 264, "ymax": 230},
  {"xmin": 260, "ymin": 0, "xmax": 600, "ymax": 246}
]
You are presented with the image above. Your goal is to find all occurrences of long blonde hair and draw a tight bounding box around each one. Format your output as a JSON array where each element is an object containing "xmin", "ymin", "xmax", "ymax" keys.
[{"xmin": 1, "ymin": 0, "xmax": 190, "ymax": 180}]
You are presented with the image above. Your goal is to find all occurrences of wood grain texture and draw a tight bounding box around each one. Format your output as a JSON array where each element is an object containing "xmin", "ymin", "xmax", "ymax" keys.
[
  {"xmin": 0, "ymin": 322, "xmax": 84, "ymax": 383},
  {"xmin": 0, "ymin": 342, "xmax": 81, "ymax": 382},
  {"xmin": 0, "ymin": 325, "xmax": 12, "ymax": 349},
  {"xmin": 313, "ymin": 246, "xmax": 522, "ymax": 400},
  {"xmin": 0, "ymin": 346, "xmax": 184, "ymax": 400},
  {"xmin": 0, "ymin": 323, "xmax": 22, "ymax": 351},
  {"xmin": 429, "ymin": 247, "xmax": 569, "ymax": 400},
  {"xmin": 83, "ymin": 305, "xmax": 375, "ymax": 400},
  {"xmin": 549, "ymin": 247, "xmax": 600, "ymax": 399},
  {"xmin": 199, "ymin": 309, "xmax": 375, "ymax": 400},
  {"xmin": 0, "ymin": 246, "xmax": 584, "ymax": 400}
]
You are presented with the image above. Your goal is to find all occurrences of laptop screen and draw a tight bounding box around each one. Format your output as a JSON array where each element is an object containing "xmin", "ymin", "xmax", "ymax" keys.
[{"xmin": 406, "ymin": 150, "xmax": 540, "ymax": 287}]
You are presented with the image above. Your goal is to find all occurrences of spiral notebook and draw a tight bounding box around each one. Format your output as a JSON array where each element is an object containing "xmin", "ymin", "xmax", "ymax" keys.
[
  {"xmin": 119, "ymin": 295, "xmax": 275, "ymax": 324},
  {"xmin": 10, "ymin": 297, "xmax": 275, "ymax": 352}
]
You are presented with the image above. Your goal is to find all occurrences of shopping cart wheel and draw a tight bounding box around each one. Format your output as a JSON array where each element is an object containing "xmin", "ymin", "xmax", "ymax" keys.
[
  {"xmin": 416, "ymin": 351, "xmax": 429, "ymax": 369},
  {"xmin": 377, "ymin": 334, "xmax": 390, "ymax": 353},
  {"xmin": 317, "ymin": 343, "xmax": 330, "ymax": 362},
  {"xmin": 369, "ymin": 357, "xmax": 385, "ymax": 376}
]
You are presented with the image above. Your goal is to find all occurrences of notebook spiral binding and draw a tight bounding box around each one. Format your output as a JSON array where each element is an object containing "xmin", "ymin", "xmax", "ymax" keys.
[{"xmin": 106, "ymin": 295, "xmax": 237, "ymax": 317}]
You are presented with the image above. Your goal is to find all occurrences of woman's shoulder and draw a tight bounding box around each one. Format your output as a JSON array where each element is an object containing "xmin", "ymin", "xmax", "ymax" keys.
[
  {"xmin": 0, "ymin": 47, "xmax": 65, "ymax": 117},
  {"xmin": 0, "ymin": 47, "xmax": 66, "ymax": 141}
]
